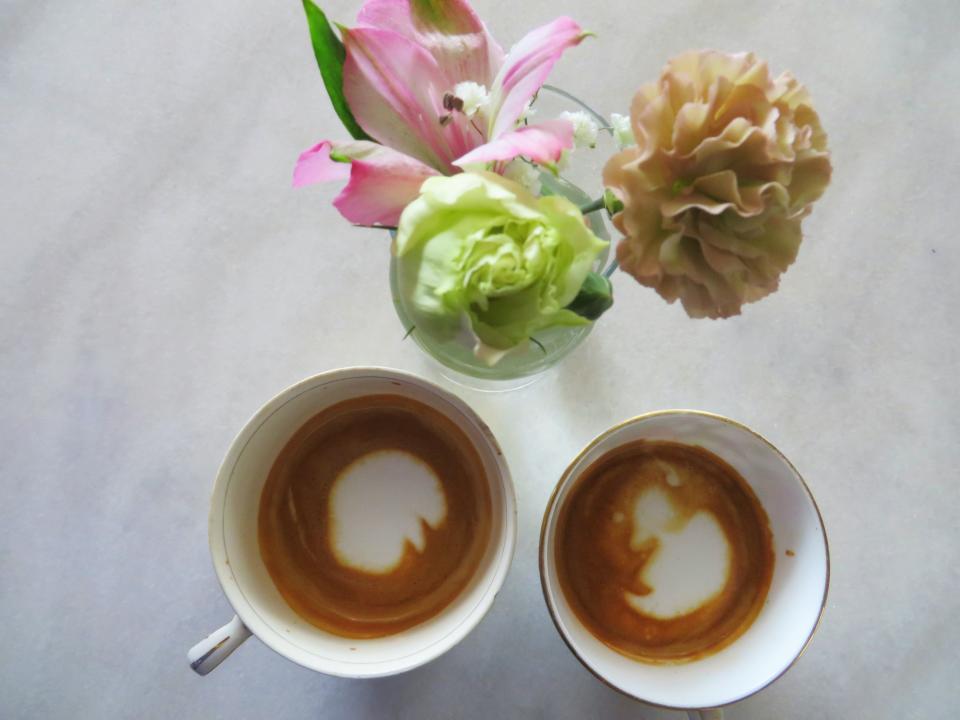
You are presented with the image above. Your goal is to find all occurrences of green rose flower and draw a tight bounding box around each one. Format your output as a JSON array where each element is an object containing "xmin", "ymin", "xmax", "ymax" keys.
[{"xmin": 394, "ymin": 172, "xmax": 608, "ymax": 364}]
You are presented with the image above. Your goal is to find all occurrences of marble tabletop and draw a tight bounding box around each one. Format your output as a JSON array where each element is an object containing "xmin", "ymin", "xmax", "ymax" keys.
[{"xmin": 2, "ymin": 0, "xmax": 958, "ymax": 717}]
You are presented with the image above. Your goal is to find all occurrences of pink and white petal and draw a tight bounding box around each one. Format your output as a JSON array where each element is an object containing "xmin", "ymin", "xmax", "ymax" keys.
[
  {"xmin": 356, "ymin": 0, "xmax": 503, "ymax": 87},
  {"xmin": 488, "ymin": 17, "xmax": 589, "ymax": 138},
  {"xmin": 343, "ymin": 27, "xmax": 468, "ymax": 171},
  {"xmin": 292, "ymin": 141, "xmax": 352, "ymax": 187},
  {"xmin": 332, "ymin": 147, "xmax": 439, "ymax": 226},
  {"xmin": 453, "ymin": 119, "xmax": 573, "ymax": 168}
]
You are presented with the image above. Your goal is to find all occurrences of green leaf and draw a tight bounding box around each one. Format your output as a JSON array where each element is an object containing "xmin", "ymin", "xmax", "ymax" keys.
[
  {"xmin": 301, "ymin": 0, "xmax": 371, "ymax": 141},
  {"xmin": 566, "ymin": 271, "xmax": 614, "ymax": 321}
]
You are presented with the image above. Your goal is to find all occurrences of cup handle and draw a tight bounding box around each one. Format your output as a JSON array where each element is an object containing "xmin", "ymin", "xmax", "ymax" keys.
[
  {"xmin": 188, "ymin": 615, "xmax": 252, "ymax": 675},
  {"xmin": 687, "ymin": 710, "xmax": 723, "ymax": 720}
]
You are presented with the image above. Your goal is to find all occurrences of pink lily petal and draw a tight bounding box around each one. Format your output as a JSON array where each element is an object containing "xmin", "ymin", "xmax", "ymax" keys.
[
  {"xmin": 356, "ymin": 0, "xmax": 504, "ymax": 87},
  {"xmin": 453, "ymin": 119, "xmax": 573, "ymax": 168},
  {"xmin": 487, "ymin": 17, "xmax": 589, "ymax": 138},
  {"xmin": 332, "ymin": 144, "xmax": 439, "ymax": 226},
  {"xmin": 342, "ymin": 27, "xmax": 473, "ymax": 172},
  {"xmin": 292, "ymin": 141, "xmax": 351, "ymax": 187}
]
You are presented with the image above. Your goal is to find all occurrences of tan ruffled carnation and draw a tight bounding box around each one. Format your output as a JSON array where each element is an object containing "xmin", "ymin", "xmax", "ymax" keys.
[{"xmin": 603, "ymin": 50, "xmax": 832, "ymax": 318}]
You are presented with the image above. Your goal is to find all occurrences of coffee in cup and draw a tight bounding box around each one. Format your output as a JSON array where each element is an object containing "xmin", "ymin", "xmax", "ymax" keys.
[
  {"xmin": 553, "ymin": 439, "xmax": 774, "ymax": 663},
  {"xmin": 258, "ymin": 393, "xmax": 492, "ymax": 638}
]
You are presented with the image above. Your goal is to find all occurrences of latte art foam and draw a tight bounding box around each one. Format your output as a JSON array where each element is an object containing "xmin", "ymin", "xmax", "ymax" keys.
[
  {"xmin": 329, "ymin": 450, "xmax": 448, "ymax": 573},
  {"xmin": 623, "ymin": 487, "xmax": 731, "ymax": 619}
]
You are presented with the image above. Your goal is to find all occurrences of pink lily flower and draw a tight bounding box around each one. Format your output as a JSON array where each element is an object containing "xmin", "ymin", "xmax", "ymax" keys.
[{"xmin": 293, "ymin": 0, "xmax": 590, "ymax": 226}]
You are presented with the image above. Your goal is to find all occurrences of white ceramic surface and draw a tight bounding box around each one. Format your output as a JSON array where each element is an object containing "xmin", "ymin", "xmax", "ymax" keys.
[
  {"xmin": 3, "ymin": 0, "xmax": 959, "ymax": 717},
  {"xmin": 540, "ymin": 411, "xmax": 828, "ymax": 711},
  {"xmin": 196, "ymin": 368, "xmax": 516, "ymax": 677}
]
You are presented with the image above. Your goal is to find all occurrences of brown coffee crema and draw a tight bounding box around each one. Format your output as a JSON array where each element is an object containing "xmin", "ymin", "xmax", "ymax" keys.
[
  {"xmin": 258, "ymin": 394, "xmax": 492, "ymax": 638},
  {"xmin": 555, "ymin": 440, "xmax": 774, "ymax": 663}
]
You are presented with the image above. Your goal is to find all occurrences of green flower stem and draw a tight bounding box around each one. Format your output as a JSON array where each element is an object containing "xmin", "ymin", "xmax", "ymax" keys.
[
  {"xmin": 603, "ymin": 258, "xmax": 619, "ymax": 279},
  {"xmin": 579, "ymin": 197, "xmax": 606, "ymax": 214}
]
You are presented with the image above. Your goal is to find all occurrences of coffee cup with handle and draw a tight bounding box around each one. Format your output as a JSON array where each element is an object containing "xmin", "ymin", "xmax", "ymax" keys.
[{"xmin": 188, "ymin": 367, "xmax": 517, "ymax": 677}]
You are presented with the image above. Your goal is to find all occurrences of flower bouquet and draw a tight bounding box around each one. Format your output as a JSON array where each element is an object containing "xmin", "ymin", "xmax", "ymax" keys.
[{"xmin": 294, "ymin": 0, "xmax": 832, "ymax": 385}]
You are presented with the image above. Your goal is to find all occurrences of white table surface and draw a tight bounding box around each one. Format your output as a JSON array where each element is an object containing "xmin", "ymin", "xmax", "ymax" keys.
[{"xmin": 3, "ymin": 0, "xmax": 958, "ymax": 717}]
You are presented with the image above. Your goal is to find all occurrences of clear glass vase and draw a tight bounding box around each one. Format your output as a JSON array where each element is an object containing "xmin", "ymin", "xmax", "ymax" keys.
[
  {"xmin": 390, "ymin": 173, "xmax": 611, "ymax": 392},
  {"xmin": 390, "ymin": 86, "xmax": 614, "ymax": 392}
]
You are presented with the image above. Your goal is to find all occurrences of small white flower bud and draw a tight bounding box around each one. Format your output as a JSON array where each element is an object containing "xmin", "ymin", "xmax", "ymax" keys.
[
  {"xmin": 610, "ymin": 112, "xmax": 636, "ymax": 149},
  {"xmin": 559, "ymin": 110, "xmax": 599, "ymax": 149}
]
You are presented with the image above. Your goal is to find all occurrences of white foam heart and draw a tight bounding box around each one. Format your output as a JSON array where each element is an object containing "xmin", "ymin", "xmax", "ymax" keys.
[
  {"xmin": 625, "ymin": 485, "xmax": 730, "ymax": 619},
  {"xmin": 329, "ymin": 450, "xmax": 447, "ymax": 573}
]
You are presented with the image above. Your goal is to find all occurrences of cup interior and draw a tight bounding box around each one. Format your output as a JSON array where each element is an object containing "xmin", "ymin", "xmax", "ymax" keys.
[
  {"xmin": 209, "ymin": 368, "xmax": 516, "ymax": 677},
  {"xmin": 540, "ymin": 411, "xmax": 828, "ymax": 709}
]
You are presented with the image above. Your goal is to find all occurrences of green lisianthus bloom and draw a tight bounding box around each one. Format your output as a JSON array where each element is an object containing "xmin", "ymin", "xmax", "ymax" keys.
[{"xmin": 394, "ymin": 172, "xmax": 608, "ymax": 363}]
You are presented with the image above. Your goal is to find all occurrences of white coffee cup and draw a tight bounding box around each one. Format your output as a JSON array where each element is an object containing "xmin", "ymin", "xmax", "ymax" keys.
[
  {"xmin": 539, "ymin": 410, "xmax": 829, "ymax": 719},
  {"xmin": 188, "ymin": 367, "xmax": 517, "ymax": 677}
]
